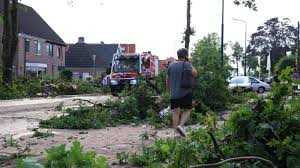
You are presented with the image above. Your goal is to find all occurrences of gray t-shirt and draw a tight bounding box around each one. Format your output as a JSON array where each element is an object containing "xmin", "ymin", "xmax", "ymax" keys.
[{"xmin": 167, "ymin": 61, "xmax": 193, "ymax": 99}]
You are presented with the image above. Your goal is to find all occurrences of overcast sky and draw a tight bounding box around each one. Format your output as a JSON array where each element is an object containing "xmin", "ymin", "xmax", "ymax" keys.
[{"xmin": 22, "ymin": 0, "xmax": 300, "ymax": 59}]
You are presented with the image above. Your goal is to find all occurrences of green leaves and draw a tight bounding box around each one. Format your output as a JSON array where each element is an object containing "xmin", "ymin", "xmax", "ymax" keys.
[
  {"xmin": 191, "ymin": 33, "xmax": 230, "ymax": 110},
  {"xmin": 16, "ymin": 158, "xmax": 44, "ymax": 168},
  {"xmin": 233, "ymin": 0, "xmax": 257, "ymax": 11},
  {"xmin": 44, "ymin": 141, "xmax": 110, "ymax": 168}
]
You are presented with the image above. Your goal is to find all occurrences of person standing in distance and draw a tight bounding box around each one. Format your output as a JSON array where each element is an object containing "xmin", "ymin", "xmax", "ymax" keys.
[{"xmin": 166, "ymin": 48, "xmax": 197, "ymax": 137}]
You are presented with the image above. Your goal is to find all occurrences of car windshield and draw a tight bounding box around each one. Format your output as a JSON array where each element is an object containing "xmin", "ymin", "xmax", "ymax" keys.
[
  {"xmin": 113, "ymin": 56, "xmax": 139, "ymax": 73},
  {"xmin": 230, "ymin": 77, "xmax": 247, "ymax": 84}
]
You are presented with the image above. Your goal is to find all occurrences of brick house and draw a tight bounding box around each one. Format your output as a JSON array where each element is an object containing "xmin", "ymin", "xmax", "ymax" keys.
[
  {"xmin": 0, "ymin": 2, "xmax": 66, "ymax": 78},
  {"xmin": 66, "ymin": 37, "xmax": 136, "ymax": 79},
  {"xmin": 159, "ymin": 57, "xmax": 176, "ymax": 71}
]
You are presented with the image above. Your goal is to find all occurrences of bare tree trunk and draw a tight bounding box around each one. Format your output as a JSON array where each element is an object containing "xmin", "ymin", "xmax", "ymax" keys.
[
  {"xmin": 11, "ymin": 0, "xmax": 19, "ymax": 66},
  {"xmin": 236, "ymin": 61, "xmax": 239, "ymax": 76},
  {"xmin": 1, "ymin": 0, "xmax": 18, "ymax": 85},
  {"xmin": 184, "ymin": 0, "xmax": 191, "ymax": 50},
  {"xmin": 2, "ymin": 0, "xmax": 12, "ymax": 84}
]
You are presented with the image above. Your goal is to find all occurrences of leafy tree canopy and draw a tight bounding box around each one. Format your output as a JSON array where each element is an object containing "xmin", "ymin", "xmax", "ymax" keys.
[
  {"xmin": 233, "ymin": 0, "xmax": 257, "ymax": 11},
  {"xmin": 247, "ymin": 18, "xmax": 297, "ymax": 73},
  {"xmin": 230, "ymin": 42, "xmax": 243, "ymax": 75},
  {"xmin": 192, "ymin": 33, "xmax": 231, "ymax": 110}
]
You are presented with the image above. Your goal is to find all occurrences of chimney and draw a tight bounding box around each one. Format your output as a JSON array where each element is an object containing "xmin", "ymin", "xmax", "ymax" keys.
[{"xmin": 78, "ymin": 37, "xmax": 85, "ymax": 43}]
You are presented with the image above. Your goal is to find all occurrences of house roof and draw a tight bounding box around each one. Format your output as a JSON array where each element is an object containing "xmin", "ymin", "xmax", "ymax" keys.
[
  {"xmin": 0, "ymin": 1, "xmax": 65, "ymax": 45},
  {"xmin": 65, "ymin": 43, "xmax": 118, "ymax": 68}
]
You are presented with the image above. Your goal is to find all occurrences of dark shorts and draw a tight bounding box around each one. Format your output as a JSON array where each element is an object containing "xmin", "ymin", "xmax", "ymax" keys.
[{"xmin": 170, "ymin": 93, "xmax": 193, "ymax": 110}]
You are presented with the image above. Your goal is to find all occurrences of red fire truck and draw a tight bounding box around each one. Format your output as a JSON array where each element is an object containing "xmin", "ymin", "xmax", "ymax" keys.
[{"xmin": 109, "ymin": 50, "xmax": 159, "ymax": 95}]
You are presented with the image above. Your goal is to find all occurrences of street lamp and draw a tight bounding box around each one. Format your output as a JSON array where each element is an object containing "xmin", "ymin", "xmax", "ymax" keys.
[
  {"xmin": 92, "ymin": 54, "xmax": 97, "ymax": 78},
  {"xmin": 297, "ymin": 21, "xmax": 299, "ymax": 69},
  {"xmin": 221, "ymin": 0, "xmax": 225, "ymax": 68},
  {"xmin": 233, "ymin": 18, "xmax": 247, "ymax": 76}
]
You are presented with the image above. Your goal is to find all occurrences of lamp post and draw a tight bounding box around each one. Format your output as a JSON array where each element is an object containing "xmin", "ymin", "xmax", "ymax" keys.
[
  {"xmin": 233, "ymin": 18, "xmax": 247, "ymax": 76},
  {"xmin": 92, "ymin": 54, "xmax": 97, "ymax": 78},
  {"xmin": 297, "ymin": 21, "xmax": 299, "ymax": 69},
  {"xmin": 221, "ymin": 0, "xmax": 225, "ymax": 68}
]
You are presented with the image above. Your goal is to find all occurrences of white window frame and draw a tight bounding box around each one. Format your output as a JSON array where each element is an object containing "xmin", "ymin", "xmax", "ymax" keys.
[
  {"xmin": 46, "ymin": 43, "xmax": 53, "ymax": 57},
  {"xmin": 34, "ymin": 40, "xmax": 42, "ymax": 55}
]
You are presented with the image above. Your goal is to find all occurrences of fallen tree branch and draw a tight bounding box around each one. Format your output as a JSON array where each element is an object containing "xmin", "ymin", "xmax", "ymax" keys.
[
  {"xmin": 72, "ymin": 99, "xmax": 110, "ymax": 108},
  {"xmin": 190, "ymin": 156, "xmax": 277, "ymax": 168},
  {"xmin": 207, "ymin": 131, "xmax": 224, "ymax": 159}
]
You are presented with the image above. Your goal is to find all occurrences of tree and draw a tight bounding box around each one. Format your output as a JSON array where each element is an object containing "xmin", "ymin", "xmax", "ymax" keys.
[
  {"xmin": 275, "ymin": 55, "xmax": 296, "ymax": 72},
  {"xmin": 183, "ymin": 0, "xmax": 195, "ymax": 51},
  {"xmin": 182, "ymin": 0, "xmax": 256, "ymax": 51},
  {"xmin": 247, "ymin": 18, "xmax": 297, "ymax": 73},
  {"xmin": 192, "ymin": 33, "xmax": 231, "ymax": 110},
  {"xmin": 1, "ymin": 0, "xmax": 19, "ymax": 84},
  {"xmin": 231, "ymin": 42, "xmax": 243, "ymax": 76}
]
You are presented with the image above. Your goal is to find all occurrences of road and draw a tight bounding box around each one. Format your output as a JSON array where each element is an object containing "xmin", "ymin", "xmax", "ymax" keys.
[
  {"xmin": 0, "ymin": 95, "xmax": 232, "ymax": 168},
  {"xmin": 0, "ymin": 95, "xmax": 175, "ymax": 168},
  {"xmin": 0, "ymin": 95, "xmax": 112, "ymax": 136},
  {"xmin": 0, "ymin": 95, "xmax": 112, "ymax": 114}
]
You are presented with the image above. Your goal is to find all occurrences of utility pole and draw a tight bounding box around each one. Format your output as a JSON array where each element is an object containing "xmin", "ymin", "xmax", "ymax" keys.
[
  {"xmin": 233, "ymin": 18, "xmax": 247, "ymax": 76},
  {"xmin": 221, "ymin": 0, "xmax": 224, "ymax": 68}
]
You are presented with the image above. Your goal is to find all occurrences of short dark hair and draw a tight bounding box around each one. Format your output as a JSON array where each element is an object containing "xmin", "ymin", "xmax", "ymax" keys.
[{"xmin": 177, "ymin": 48, "xmax": 188, "ymax": 59}]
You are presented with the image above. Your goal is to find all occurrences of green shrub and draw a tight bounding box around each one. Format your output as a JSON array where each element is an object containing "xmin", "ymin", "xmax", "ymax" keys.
[
  {"xmin": 275, "ymin": 55, "xmax": 296, "ymax": 72},
  {"xmin": 55, "ymin": 80, "xmax": 102, "ymax": 96},
  {"xmin": 75, "ymin": 80, "xmax": 102, "ymax": 94},
  {"xmin": 0, "ymin": 77, "xmax": 42, "ymax": 100},
  {"xmin": 121, "ymin": 67, "xmax": 300, "ymax": 168},
  {"xmin": 126, "ymin": 129, "xmax": 218, "ymax": 168},
  {"xmin": 59, "ymin": 70, "xmax": 73, "ymax": 81},
  {"xmin": 16, "ymin": 141, "xmax": 111, "ymax": 168},
  {"xmin": 192, "ymin": 33, "xmax": 231, "ymax": 110},
  {"xmin": 40, "ymin": 96, "xmax": 140, "ymax": 129},
  {"xmin": 40, "ymin": 77, "xmax": 170, "ymax": 129}
]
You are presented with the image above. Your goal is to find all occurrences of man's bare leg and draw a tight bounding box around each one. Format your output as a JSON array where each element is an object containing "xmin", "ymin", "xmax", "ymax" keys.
[
  {"xmin": 179, "ymin": 109, "xmax": 192, "ymax": 127},
  {"xmin": 172, "ymin": 108, "xmax": 180, "ymax": 129}
]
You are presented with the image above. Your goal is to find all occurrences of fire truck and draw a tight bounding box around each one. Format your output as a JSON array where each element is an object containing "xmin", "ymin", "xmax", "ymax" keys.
[{"xmin": 109, "ymin": 50, "xmax": 159, "ymax": 95}]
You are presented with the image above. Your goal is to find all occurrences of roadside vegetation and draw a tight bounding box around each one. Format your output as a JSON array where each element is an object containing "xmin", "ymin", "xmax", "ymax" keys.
[
  {"xmin": 0, "ymin": 70, "xmax": 107, "ymax": 100},
  {"xmin": 38, "ymin": 34, "xmax": 300, "ymax": 168},
  {"xmin": 114, "ymin": 67, "xmax": 300, "ymax": 168},
  {"xmin": 16, "ymin": 141, "xmax": 110, "ymax": 168}
]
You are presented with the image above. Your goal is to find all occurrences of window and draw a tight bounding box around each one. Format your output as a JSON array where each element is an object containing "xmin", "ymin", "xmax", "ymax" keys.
[
  {"xmin": 230, "ymin": 77, "xmax": 246, "ymax": 84},
  {"xmin": 34, "ymin": 40, "xmax": 42, "ymax": 55},
  {"xmin": 46, "ymin": 43, "xmax": 53, "ymax": 56},
  {"xmin": 249, "ymin": 77, "xmax": 259, "ymax": 83},
  {"xmin": 57, "ymin": 47, "xmax": 62, "ymax": 58},
  {"xmin": 25, "ymin": 38, "xmax": 30, "ymax": 52}
]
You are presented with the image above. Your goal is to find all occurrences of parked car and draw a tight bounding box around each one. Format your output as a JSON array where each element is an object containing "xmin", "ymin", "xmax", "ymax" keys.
[{"xmin": 229, "ymin": 76, "xmax": 271, "ymax": 93}]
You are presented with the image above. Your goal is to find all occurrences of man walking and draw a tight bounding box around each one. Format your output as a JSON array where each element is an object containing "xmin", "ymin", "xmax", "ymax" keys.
[{"xmin": 166, "ymin": 48, "xmax": 197, "ymax": 137}]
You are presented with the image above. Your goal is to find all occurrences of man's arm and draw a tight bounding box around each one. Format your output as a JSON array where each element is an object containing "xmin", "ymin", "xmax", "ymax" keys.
[{"xmin": 192, "ymin": 66, "xmax": 197, "ymax": 78}]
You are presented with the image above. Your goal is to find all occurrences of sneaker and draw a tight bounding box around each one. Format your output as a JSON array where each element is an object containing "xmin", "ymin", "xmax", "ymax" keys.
[{"xmin": 176, "ymin": 125, "xmax": 187, "ymax": 137}]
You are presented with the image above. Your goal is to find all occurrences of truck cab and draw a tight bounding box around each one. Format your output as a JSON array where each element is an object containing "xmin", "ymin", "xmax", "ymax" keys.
[{"xmin": 109, "ymin": 51, "xmax": 159, "ymax": 95}]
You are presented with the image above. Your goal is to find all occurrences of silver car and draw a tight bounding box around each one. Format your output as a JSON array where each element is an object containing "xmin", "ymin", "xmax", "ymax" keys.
[{"xmin": 229, "ymin": 76, "xmax": 271, "ymax": 93}]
